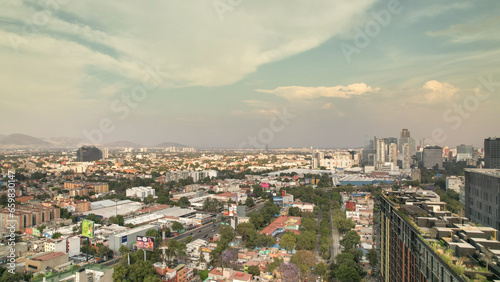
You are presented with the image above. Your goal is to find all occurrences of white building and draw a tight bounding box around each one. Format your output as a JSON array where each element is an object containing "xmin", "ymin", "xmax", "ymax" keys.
[
  {"xmin": 44, "ymin": 236, "xmax": 81, "ymax": 257},
  {"xmin": 126, "ymin": 186, "xmax": 155, "ymax": 200},
  {"xmin": 376, "ymin": 138, "xmax": 387, "ymax": 169},
  {"xmin": 446, "ymin": 176, "xmax": 465, "ymax": 204}
]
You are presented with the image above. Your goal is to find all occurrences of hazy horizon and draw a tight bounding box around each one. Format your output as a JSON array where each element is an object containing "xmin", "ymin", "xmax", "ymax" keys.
[{"xmin": 1, "ymin": 1, "xmax": 499, "ymax": 149}]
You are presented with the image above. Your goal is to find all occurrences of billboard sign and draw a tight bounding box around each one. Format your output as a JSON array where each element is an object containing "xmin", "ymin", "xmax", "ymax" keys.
[
  {"xmin": 122, "ymin": 235, "xmax": 127, "ymax": 244},
  {"xmin": 82, "ymin": 220, "xmax": 95, "ymax": 238},
  {"xmin": 33, "ymin": 228, "xmax": 40, "ymax": 237},
  {"xmin": 136, "ymin": 236, "xmax": 155, "ymax": 251},
  {"xmin": 261, "ymin": 183, "xmax": 269, "ymax": 188}
]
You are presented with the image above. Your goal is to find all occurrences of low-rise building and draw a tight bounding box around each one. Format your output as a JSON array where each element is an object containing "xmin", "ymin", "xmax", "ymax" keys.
[{"xmin": 25, "ymin": 252, "xmax": 69, "ymax": 272}]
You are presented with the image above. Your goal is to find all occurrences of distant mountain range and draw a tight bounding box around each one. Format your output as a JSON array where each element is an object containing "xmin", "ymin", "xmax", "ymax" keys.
[
  {"xmin": 0, "ymin": 133, "xmax": 189, "ymax": 148},
  {"xmin": 154, "ymin": 142, "xmax": 188, "ymax": 148},
  {"xmin": 102, "ymin": 141, "xmax": 141, "ymax": 148},
  {"xmin": 0, "ymin": 133, "xmax": 49, "ymax": 146}
]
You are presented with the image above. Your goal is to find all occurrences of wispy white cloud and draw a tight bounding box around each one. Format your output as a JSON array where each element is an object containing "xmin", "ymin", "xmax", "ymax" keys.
[
  {"xmin": 426, "ymin": 16, "xmax": 500, "ymax": 43},
  {"xmin": 256, "ymin": 83, "xmax": 380, "ymax": 101}
]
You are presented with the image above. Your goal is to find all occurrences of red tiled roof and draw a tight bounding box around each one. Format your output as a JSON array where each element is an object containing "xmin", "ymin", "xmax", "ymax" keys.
[
  {"xmin": 260, "ymin": 216, "xmax": 301, "ymax": 236},
  {"xmin": 33, "ymin": 252, "xmax": 65, "ymax": 261}
]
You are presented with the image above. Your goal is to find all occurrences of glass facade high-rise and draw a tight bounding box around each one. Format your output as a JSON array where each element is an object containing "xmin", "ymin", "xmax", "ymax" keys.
[
  {"xmin": 485, "ymin": 137, "xmax": 500, "ymax": 169},
  {"xmin": 76, "ymin": 146, "xmax": 103, "ymax": 162}
]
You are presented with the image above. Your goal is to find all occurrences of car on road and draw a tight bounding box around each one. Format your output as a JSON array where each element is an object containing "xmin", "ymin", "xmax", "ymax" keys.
[
  {"xmin": 203, "ymin": 234, "xmax": 208, "ymax": 238},
  {"xmin": 189, "ymin": 232, "xmax": 193, "ymax": 235},
  {"xmin": 198, "ymin": 230, "xmax": 202, "ymax": 232}
]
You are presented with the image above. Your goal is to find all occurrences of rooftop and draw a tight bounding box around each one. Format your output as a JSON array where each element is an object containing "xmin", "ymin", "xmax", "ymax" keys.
[
  {"xmin": 465, "ymin": 168, "xmax": 500, "ymax": 178},
  {"xmin": 32, "ymin": 251, "xmax": 66, "ymax": 261}
]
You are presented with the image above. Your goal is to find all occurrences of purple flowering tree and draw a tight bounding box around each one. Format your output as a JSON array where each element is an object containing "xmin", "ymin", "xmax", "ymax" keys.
[
  {"xmin": 221, "ymin": 249, "xmax": 237, "ymax": 274},
  {"xmin": 279, "ymin": 262, "xmax": 300, "ymax": 282}
]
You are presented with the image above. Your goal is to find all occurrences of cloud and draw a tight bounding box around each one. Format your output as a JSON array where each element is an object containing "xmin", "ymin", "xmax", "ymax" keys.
[
  {"xmin": 426, "ymin": 16, "xmax": 500, "ymax": 43},
  {"xmin": 321, "ymin": 103, "xmax": 332, "ymax": 109},
  {"xmin": 256, "ymin": 83, "xmax": 379, "ymax": 101},
  {"xmin": 420, "ymin": 80, "xmax": 458, "ymax": 103}
]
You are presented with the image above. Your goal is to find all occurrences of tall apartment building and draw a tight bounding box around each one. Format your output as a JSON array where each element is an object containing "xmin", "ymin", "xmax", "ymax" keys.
[
  {"xmin": 376, "ymin": 138, "xmax": 387, "ymax": 169},
  {"xmin": 423, "ymin": 146, "xmax": 443, "ymax": 169},
  {"xmin": 126, "ymin": 186, "xmax": 156, "ymax": 200},
  {"xmin": 311, "ymin": 150, "xmax": 325, "ymax": 169},
  {"xmin": 379, "ymin": 191, "xmax": 500, "ymax": 281},
  {"xmin": 484, "ymin": 138, "xmax": 500, "ymax": 169},
  {"xmin": 388, "ymin": 143, "xmax": 398, "ymax": 166},
  {"xmin": 399, "ymin": 129, "xmax": 416, "ymax": 158},
  {"xmin": 64, "ymin": 182, "xmax": 109, "ymax": 193},
  {"xmin": 402, "ymin": 143, "xmax": 411, "ymax": 170},
  {"xmin": 362, "ymin": 136, "xmax": 376, "ymax": 166},
  {"xmin": 102, "ymin": 148, "xmax": 109, "ymax": 159},
  {"xmin": 464, "ymin": 169, "xmax": 500, "ymax": 230},
  {"xmin": 76, "ymin": 146, "xmax": 102, "ymax": 162},
  {"xmin": 0, "ymin": 205, "xmax": 61, "ymax": 231},
  {"xmin": 161, "ymin": 170, "xmax": 217, "ymax": 183}
]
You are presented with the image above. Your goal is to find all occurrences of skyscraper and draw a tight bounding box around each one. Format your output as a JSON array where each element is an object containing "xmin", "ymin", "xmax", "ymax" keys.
[
  {"xmin": 422, "ymin": 146, "xmax": 443, "ymax": 169},
  {"xmin": 402, "ymin": 143, "xmax": 411, "ymax": 170},
  {"xmin": 484, "ymin": 137, "xmax": 500, "ymax": 169},
  {"xmin": 465, "ymin": 168, "xmax": 500, "ymax": 230},
  {"xmin": 389, "ymin": 143, "xmax": 398, "ymax": 166},
  {"xmin": 400, "ymin": 128, "xmax": 411, "ymax": 138},
  {"xmin": 102, "ymin": 148, "xmax": 109, "ymax": 159},
  {"xmin": 399, "ymin": 129, "xmax": 416, "ymax": 158},
  {"xmin": 362, "ymin": 136, "xmax": 376, "ymax": 166},
  {"xmin": 76, "ymin": 146, "xmax": 103, "ymax": 162},
  {"xmin": 376, "ymin": 138, "xmax": 386, "ymax": 168}
]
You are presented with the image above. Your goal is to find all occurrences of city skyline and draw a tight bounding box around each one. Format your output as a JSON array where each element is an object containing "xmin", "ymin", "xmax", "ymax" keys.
[{"xmin": 1, "ymin": 1, "xmax": 499, "ymax": 148}]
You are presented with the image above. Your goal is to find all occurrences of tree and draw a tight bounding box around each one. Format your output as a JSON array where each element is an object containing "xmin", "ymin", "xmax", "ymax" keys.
[
  {"xmin": 222, "ymin": 249, "xmax": 237, "ymax": 271},
  {"xmin": 247, "ymin": 265, "xmax": 261, "ymax": 276},
  {"xmin": 291, "ymin": 250, "xmax": 316, "ymax": 275},
  {"xmin": 52, "ymin": 232, "xmax": 62, "ymax": 239},
  {"xmin": 253, "ymin": 185, "xmax": 264, "ymax": 198},
  {"xmin": 280, "ymin": 232, "xmax": 297, "ymax": 252},
  {"xmin": 300, "ymin": 217, "xmax": 319, "ymax": 234},
  {"xmin": 245, "ymin": 197, "xmax": 255, "ymax": 207},
  {"xmin": 199, "ymin": 270, "xmax": 209, "ymax": 281},
  {"xmin": 279, "ymin": 262, "xmax": 300, "ymax": 282},
  {"xmin": 178, "ymin": 196, "xmax": 190, "ymax": 207},
  {"xmin": 266, "ymin": 258, "xmax": 284, "ymax": 273},
  {"xmin": 37, "ymin": 225, "xmax": 46, "ymax": 233},
  {"xmin": 296, "ymin": 231, "xmax": 316, "ymax": 250},
  {"xmin": 171, "ymin": 221, "xmax": 184, "ymax": 232},
  {"xmin": 109, "ymin": 215, "xmax": 125, "ymax": 226},
  {"xmin": 185, "ymin": 236, "xmax": 193, "ymax": 244},
  {"xmin": 119, "ymin": 245, "xmax": 130, "ymax": 255},
  {"xmin": 335, "ymin": 263, "xmax": 361, "ymax": 282},
  {"xmin": 288, "ymin": 207, "xmax": 302, "ymax": 217},
  {"xmin": 340, "ymin": 230, "xmax": 360, "ymax": 251},
  {"xmin": 165, "ymin": 240, "xmax": 187, "ymax": 266},
  {"xmin": 367, "ymin": 249, "xmax": 378, "ymax": 267},
  {"xmin": 145, "ymin": 228, "xmax": 159, "ymax": 238},
  {"xmin": 96, "ymin": 244, "xmax": 113, "ymax": 259},
  {"xmin": 236, "ymin": 222, "xmax": 255, "ymax": 241},
  {"xmin": 313, "ymin": 262, "xmax": 327, "ymax": 278},
  {"xmin": 84, "ymin": 213, "xmax": 102, "ymax": 224}
]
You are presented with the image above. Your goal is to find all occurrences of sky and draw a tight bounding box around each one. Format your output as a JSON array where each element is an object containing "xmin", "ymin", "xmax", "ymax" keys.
[{"xmin": 1, "ymin": 0, "xmax": 499, "ymax": 148}]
